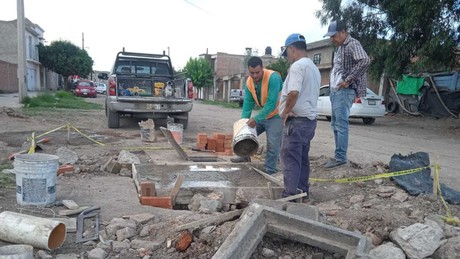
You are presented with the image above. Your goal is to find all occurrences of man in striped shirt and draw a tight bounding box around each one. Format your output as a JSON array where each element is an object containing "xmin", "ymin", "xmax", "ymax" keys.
[{"xmin": 323, "ymin": 20, "xmax": 370, "ymax": 169}]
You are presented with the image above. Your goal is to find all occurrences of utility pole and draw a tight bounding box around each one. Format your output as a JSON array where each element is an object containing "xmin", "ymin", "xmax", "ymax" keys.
[
  {"xmin": 82, "ymin": 32, "xmax": 85, "ymax": 49},
  {"xmin": 17, "ymin": 0, "xmax": 27, "ymax": 102}
]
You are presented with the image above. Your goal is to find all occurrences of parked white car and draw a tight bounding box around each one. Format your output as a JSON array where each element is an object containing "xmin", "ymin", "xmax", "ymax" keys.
[
  {"xmin": 96, "ymin": 83, "xmax": 107, "ymax": 94},
  {"xmin": 317, "ymin": 85, "xmax": 386, "ymax": 125}
]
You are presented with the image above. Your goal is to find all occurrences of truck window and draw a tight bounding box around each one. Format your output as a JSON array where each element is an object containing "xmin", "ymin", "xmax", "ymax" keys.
[{"xmin": 155, "ymin": 63, "xmax": 169, "ymax": 75}]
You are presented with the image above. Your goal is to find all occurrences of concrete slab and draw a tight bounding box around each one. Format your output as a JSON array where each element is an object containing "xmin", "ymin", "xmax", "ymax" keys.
[
  {"xmin": 213, "ymin": 203, "xmax": 372, "ymax": 259},
  {"xmin": 55, "ymin": 176, "xmax": 194, "ymax": 222},
  {"xmin": 132, "ymin": 163, "xmax": 284, "ymax": 206}
]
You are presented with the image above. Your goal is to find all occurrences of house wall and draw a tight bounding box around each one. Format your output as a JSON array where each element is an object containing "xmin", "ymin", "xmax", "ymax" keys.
[
  {"xmin": 0, "ymin": 19, "xmax": 56, "ymax": 93},
  {"xmin": 0, "ymin": 60, "xmax": 18, "ymax": 93}
]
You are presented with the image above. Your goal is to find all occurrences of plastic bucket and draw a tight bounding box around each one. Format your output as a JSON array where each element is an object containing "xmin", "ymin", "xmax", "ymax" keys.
[
  {"xmin": 232, "ymin": 119, "xmax": 259, "ymax": 157},
  {"xmin": 14, "ymin": 153, "xmax": 59, "ymax": 206},
  {"xmin": 167, "ymin": 123, "xmax": 183, "ymax": 144},
  {"xmin": 0, "ymin": 244, "xmax": 34, "ymax": 259}
]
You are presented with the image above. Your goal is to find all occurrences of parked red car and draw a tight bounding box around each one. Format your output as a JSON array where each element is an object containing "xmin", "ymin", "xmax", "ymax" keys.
[{"xmin": 74, "ymin": 80, "xmax": 97, "ymax": 98}]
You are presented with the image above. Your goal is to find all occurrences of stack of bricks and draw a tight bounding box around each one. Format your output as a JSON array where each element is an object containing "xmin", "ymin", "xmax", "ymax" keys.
[{"xmin": 196, "ymin": 132, "xmax": 233, "ymax": 156}]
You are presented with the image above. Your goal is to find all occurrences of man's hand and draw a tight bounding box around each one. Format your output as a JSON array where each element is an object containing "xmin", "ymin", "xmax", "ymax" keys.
[
  {"xmin": 247, "ymin": 118, "xmax": 257, "ymax": 128},
  {"xmin": 338, "ymin": 80, "xmax": 351, "ymax": 89}
]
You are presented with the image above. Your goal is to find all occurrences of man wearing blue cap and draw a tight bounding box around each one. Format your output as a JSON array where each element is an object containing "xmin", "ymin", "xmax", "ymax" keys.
[
  {"xmin": 279, "ymin": 33, "xmax": 321, "ymax": 199},
  {"xmin": 323, "ymin": 20, "xmax": 370, "ymax": 169}
]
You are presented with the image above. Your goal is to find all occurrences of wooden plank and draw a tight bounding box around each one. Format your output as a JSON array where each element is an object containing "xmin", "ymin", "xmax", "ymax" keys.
[
  {"xmin": 175, "ymin": 209, "xmax": 243, "ymax": 232},
  {"xmin": 276, "ymin": 192, "xmax": 307, "ymax": 202},
  {"xmin": 169, "ymin": 175, "xmax": 185, "ymax": 206},
  {"xmin": 267, "ymin": 182, "xmax": 273, "ymax": 200},
  {"xmin": 250, "ymin": 166, "xmax": 283, "ymax": 187}
]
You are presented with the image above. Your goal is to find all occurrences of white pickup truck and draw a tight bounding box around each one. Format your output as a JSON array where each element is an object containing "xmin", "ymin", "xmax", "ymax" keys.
[
  {"xmin": 105, "ymin": 51, "xmax": 193, "ymax": 129},
  {"xmin": 230, "ymin": 89, "xmax": 245, "ymax": 107}
]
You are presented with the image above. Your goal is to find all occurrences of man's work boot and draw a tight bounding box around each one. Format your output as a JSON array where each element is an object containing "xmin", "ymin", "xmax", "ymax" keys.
[{"xmin": 230, "ymin": 156, "xmax": 251, "ymax": 163}]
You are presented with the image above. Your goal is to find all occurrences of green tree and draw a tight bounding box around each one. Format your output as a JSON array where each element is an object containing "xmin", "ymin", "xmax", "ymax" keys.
[
  {"xmin": 38, "ymin": 40, "xmax": 94, "ymax": 81},
  {"xmin": 184, "ymin": 57, "xmax": 213, "ymax": 90},
  {"xmin": 315, "ymin": 0, "xmax": 460, "ymax": 80},
  {"xmin": 266, "ymin": 58, "xmax": 290, "ymax": 81}
]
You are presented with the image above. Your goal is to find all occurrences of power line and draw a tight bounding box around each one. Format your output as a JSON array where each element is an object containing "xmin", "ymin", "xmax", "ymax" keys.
[{"xmin": 183, "ymin": 0, "xmax": 212, "ymax": 15}]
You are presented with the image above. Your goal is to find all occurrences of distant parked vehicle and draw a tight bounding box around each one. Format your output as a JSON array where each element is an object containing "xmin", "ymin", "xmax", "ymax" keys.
[
  {"xmin": 230, "ymin": 89, "xmax": 245, "ymax": 107},
  {"xmin": 317, "ymin": 85, "xmax": 386, "ymax": 125},
  {"xmin": 96, "ymin": 83, "xmax": 107, "ymax": 94},
  {"xmin": 74, "ymin": 80, "xmax": 97, "ymax": 98}
]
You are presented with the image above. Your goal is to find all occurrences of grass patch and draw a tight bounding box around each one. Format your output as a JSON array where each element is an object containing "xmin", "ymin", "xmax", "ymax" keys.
[{"xmin": 21, "ymin": 91, "xmax": 102, "ymax": 110}]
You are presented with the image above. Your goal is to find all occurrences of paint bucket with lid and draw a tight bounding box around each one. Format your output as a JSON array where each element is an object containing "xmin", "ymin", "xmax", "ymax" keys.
[{"xmin": 232, "ymin": 119, "xmax": 259, "ymax": 157}]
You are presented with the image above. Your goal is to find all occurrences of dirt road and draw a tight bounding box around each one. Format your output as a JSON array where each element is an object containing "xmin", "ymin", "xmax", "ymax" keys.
[
  {"xmin": 1, "ymin": 93, "xmax": 459, "ymax": 190},
  {"xmin": 89, "ymin": 94, "xmax": 459, "ymax": 189}
]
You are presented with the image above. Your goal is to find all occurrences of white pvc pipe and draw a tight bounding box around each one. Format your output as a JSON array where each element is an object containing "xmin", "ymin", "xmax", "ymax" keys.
[{"xmin": 0, "ymin": 211, "xmax": 66, "ymax": 250}]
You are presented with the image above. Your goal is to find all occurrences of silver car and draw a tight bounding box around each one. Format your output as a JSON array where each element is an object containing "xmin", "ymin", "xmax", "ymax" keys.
[{"xmin": 317, "ymin": 85, "xmax": 386, "ymax": 125}]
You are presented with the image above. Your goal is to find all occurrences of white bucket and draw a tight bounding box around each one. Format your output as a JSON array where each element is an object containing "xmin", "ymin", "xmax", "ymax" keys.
[
  {"xmin": 14, "ymin": 153, "xmax": 59, "ymax": 206},
  {"xmin": 0, "ymin": 245, "xmax": 34, "ymax": 259},
  {"xmin": 232, "ymin": 119, "xmax": 259, "ymax": 157},
  {"xmin": 167, "ymin": 122, "xmax": 183, "ymax": 144}
]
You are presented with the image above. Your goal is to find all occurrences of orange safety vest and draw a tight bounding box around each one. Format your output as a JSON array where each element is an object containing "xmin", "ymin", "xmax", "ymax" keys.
[{"xmin": 246, "ymin": 69, "xmax": 280, "ymax": 119}]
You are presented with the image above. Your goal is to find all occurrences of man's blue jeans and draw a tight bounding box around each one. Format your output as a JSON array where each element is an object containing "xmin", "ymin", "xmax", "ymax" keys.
[
  {"xmin": 330, "ymin": 88, "xmax": 356, "ymax": 163},
  {"xmin": 256, "ymin": 116, "xmax": 282, "ymax": 174},
  {"xmin": 280, "ymin": 117, "xmax": 316, "ymax": 197}
]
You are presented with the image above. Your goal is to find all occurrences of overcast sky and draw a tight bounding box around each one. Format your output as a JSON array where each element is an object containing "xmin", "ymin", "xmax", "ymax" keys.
[{"xmin": 1, "ymin": 0, "xmax": 327, "ymax": 72}]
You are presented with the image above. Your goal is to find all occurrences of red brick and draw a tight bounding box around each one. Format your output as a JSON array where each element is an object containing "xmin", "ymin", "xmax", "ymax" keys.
[
  {"xmin": 215, "ymin": 133, "xmax": 226, "ymax": 139},
  {"xmin": 57, "ymin": 164, "xmax": 74, "ymax": 175},
  {"xmin": 140, "ymin": 182, "xmax": 156, "ymax": 197},
  {"xmin": 140, "ymin": 196, "xmax": 172, "ymax": 209},
  {"xmin": 207, "ymin": 138, "xmax": 217, "ymax": 151},
  {"xmin": 176, "ymin": 231, "xmax": 193, "ymax": 251}
]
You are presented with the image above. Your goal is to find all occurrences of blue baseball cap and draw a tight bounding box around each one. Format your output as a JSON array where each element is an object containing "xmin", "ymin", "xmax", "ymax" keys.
[
  {"xmin": 281, "ymin": 33, "xmax": 306, "ymax": 57},
  {"xmin": 323, "ymin": 20, "xmax": 347, "ymax": 37}
]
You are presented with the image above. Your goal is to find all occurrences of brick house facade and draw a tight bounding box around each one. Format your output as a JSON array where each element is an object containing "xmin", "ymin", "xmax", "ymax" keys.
[
  {"xmin": 198, "ymin": 39, "xmax": 378, "ymax": 102},
  {"xmin": 0, "ymin": 18, "xmax": 62, "ymax": 93}
]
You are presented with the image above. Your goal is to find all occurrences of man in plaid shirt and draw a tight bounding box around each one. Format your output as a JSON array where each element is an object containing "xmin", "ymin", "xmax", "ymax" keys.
[{"xmin": 323, "ymin": 20, "xmax": 370, "ymax": 169}]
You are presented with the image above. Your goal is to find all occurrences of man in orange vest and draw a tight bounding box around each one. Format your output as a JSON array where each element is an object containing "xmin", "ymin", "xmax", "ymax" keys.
[{"xmin": 231, "ymin": 56, "xmax": 283, "ymax": 175}]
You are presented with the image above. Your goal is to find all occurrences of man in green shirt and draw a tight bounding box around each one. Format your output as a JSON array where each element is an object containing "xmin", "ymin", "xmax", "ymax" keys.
[{"xmin": 231, "ymin": 56, "xmax": 283, "ymax": 175}]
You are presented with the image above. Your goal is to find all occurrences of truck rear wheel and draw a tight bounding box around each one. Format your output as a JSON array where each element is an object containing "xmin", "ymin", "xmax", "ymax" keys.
[{"xmin": 108, "ymin": 110, "xmax": 120, "ymax": 128}]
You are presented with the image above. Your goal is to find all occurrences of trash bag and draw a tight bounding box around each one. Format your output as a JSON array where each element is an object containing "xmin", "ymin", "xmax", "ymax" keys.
[{"xmin": 389, "ymin": 152, "xmax": 460, "ymax": 205}]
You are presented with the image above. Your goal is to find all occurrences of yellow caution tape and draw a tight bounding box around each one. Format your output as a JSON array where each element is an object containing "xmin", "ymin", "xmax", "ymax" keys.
[
  {"xmin": 434, "ymin": 163, "xmax": 460, "ymax": 226},
  {"xmin": 35, "ymin": 124, "xmax": 69, "ymax": 139},
  {"xmin": 310, "ymin": 165, "xmax": 433, "ymax": 183},
  {"xmin": 27, "ymin": 132, "xmax": 35, "ymax": 154},
  {"xmin": 69, "ymin": 125, "xmax": 105, "ymax": 146}
]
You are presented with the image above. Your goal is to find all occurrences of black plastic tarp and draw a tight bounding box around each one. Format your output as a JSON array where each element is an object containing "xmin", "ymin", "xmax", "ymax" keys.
[
  {"xmin": 418, "ymin": 85, "xmax": 460, "ymax": 118},
  {"xmin": 389, "ymin": 152, "xmax": 460, "ymax": 205}
]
